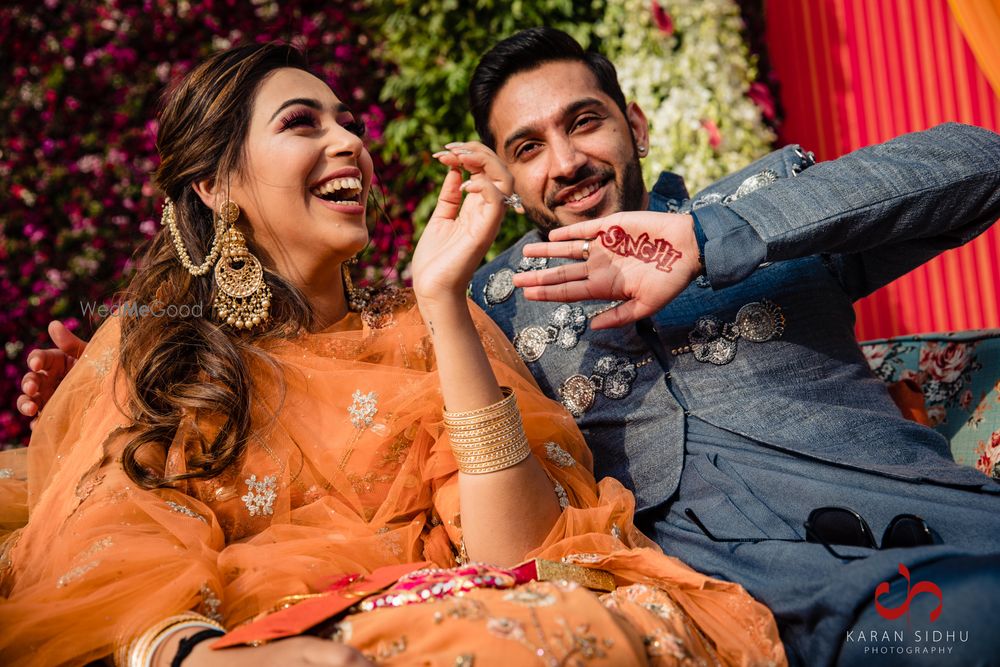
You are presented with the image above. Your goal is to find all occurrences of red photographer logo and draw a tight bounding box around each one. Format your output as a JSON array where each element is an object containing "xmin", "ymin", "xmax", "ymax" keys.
[{"xmin": 874, "ymin": 563, "xmax": 943, "ymax": 622}]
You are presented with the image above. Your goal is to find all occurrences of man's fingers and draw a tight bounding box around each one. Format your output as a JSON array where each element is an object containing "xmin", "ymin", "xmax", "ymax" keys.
[
  {"xmin": 590, "ymin": 300, "xmax": 652, "ymax": 329},
  {"xmin": 512, "ymin": 262, "xmax": 588, "ymax": 287},
  {"xmin": 522, "ymin": 281, "xmax": 596, "ymax": 303},
  {"xmin": 546, "ymin": 217, "xmax": 613, "ymax": 242},
  {"xmin": 521, "ymin": 241, "xmax": 586, "ymax": 259},
  {"xmin": 49, "ymin": 320, "xmax": 87, "ymax": 359}
]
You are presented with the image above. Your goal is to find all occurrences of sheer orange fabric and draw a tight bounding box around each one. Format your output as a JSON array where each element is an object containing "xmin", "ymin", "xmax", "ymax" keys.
[
  {"xmin": 949, "ymin": 0, "xmax": 1000, "ymax": 99},
  {"xmin": 0, "ymin": 294, "xmax": 785, "ymax": 666}
]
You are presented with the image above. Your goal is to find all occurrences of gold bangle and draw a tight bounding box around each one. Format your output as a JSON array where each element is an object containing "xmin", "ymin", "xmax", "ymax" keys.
[
  {"xmin": 443, "ymin": 387, "xmax": 517, "ymax": 422},
  {"xmin": 117, "ymin": 613, "xmax": 224, "ymax": 667}
]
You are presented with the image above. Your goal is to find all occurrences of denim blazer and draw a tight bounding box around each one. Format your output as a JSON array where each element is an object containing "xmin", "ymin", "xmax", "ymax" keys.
[{"xmin": 471, "ymin": 123, "xmax": 1000, "ymax": 511}]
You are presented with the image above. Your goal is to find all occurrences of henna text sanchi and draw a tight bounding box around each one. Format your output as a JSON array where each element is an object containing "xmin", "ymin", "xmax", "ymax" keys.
[{"xmin": 597, "ymin": 225, "xmax": 682, "ymax": 272}]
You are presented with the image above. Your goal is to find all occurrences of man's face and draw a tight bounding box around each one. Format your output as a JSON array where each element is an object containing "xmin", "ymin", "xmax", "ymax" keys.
[{"xmin": 488, "ymin": 60, "xmax": 649, "ymax": 232}]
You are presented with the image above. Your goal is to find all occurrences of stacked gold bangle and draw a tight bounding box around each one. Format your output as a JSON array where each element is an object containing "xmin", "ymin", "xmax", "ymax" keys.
[
  {"xmin": 444, "ymin": 387, "xmax": 532, "ymax": 474},
  {"xmin": 115, "ymin": 612, "xmax": 225, "ymax": 667}
]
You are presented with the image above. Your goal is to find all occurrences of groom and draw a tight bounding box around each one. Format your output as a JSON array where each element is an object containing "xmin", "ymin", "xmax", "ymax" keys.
[{"xmin": 19, "ymin": 27, "xmax": 1000, "ymax": 666}]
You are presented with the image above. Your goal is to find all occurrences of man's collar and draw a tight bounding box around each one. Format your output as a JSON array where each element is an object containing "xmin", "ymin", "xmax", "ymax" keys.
[{"xmin": 650, "ymin": 171, "xmax": 689, "ymax": 201}]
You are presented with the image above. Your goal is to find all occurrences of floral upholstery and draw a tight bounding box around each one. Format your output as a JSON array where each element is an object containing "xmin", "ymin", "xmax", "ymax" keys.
[{"xmin": 861, "ymin": 330, "xmax": 1000, "ymax": 479}]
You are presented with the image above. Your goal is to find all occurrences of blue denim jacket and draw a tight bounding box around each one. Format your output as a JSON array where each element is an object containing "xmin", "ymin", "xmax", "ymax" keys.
[{"xmin": 471, "ymin": 123, "xmax": 1000, "ymax": 511}]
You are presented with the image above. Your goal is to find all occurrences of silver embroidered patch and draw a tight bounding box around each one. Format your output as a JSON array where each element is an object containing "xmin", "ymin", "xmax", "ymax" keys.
[
  {"xmin": 514, "ymin": 305, "xmax": 588, "ymax": 362},
  {"xmin": 166, "ymin": 500, "xmax": 206, "ymax": 522},
  {"xmin": 518, "ymin": 256, "xmax": 548, "ymax": 272},
  {"xmin": 726, "ymin": 169, "xmax": 778, "ymax": 202},
  {"xmin": 348, "ymin": 390, "xmax": 379, "ymax": 430},
  {"xmin": 672, "ymin": 300, "xmax": 785, "ymax": 365},
  {"xmin": 553, "ymin": 480, "xmax": 570, "ymax": 509},
  {"xmin": 689, "ymin": 192, "xmax": 724, "ymax": 210},
  {"xmin": 514, "ymin": 325, "xmax": 550, "ymax": 362},
  {"xmin": 792, "ymin": 146, "xmax": 816, "ymax": 174},
  {"xmin": 0, "ymin": 469, "xmax": 14, "ymax": 479},
  {"xmin": 242, "ymin": 474, "xmax": 277, "ymax": 517},
  {"xmin": 544, "ymin": 442, "xmax": 576, "ymax": 468},
  {"xmin": 483, "ymin": 268, "xmax": 516, "ymax": 306},
  {"xmin": 557, "ymin": 355, "xmax": 638, "ymax": 416},
  {"xmin": 558, "ymin": 375, "xmax": 597, "ymax": 417}
]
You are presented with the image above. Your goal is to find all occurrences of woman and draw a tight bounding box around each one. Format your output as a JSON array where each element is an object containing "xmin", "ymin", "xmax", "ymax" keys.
[{"xmin": 0, "ymin": 43, "xmax": 784, "ymax": 666}]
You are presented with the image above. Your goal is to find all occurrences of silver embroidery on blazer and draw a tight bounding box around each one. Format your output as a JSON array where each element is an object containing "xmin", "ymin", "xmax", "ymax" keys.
[
  {"xmin": 483, "ymin": 256, "xmax": 549, "ymax": 306},
  {"xmin": 671, "ymin": 300, "xmax": 785, "ymax": 365},
  {"xmin": 514, "ymin": 305, "xmax": 587, "ymax": 362},
  {"xmin": 558, "ymin": 355, "xmax": 642, "ymax": 417}
]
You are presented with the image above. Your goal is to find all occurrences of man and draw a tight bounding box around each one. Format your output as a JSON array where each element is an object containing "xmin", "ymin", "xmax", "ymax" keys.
[{"xmin": 19, "ymin": 28, "xmax": 1000, "ymax": 665}]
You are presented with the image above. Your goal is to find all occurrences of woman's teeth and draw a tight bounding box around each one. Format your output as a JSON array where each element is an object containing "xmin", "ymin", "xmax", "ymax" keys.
[{"xmin": 311, "ymin": 177, "xmax": 362, "ymax": 203}]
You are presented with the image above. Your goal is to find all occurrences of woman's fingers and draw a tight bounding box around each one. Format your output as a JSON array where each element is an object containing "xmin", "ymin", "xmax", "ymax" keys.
[
  {"xmin": 434, "ymin": 141, "xmax": 514, "ymax": 192},
  {"xmin": 429, "ymin": 167, "xmax": 465, "ymax": 221}
]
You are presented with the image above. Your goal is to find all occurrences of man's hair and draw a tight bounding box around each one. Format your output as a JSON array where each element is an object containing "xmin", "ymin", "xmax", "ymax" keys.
[{"xmin": 470, "ymin": 27, "xmax": 628, "ymax": 150}]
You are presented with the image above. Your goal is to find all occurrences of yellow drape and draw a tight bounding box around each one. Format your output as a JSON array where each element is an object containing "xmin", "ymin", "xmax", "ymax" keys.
[{"xmin": 949, "ymin": 0, "xmax": 1000, "ymax": 98}]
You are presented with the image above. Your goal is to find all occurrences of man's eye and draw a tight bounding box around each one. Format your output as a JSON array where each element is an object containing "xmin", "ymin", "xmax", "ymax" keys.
[
  {"xmin": 573, "ymin": 115, "xmax": 599, "ymax": 131},
  {"xmin": 516, "ymin": 142, "xmax": 540, "ymax": 158}
]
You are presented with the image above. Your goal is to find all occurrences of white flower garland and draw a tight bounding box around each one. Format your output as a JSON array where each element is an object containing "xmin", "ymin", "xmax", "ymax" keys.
[{"xmin": 594, "ymin": 0, "xmax": 776, "ymax": 193}]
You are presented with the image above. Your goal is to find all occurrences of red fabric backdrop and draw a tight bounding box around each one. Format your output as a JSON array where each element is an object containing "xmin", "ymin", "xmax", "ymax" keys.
[{"xmin": 764, "ymin": 0, "xmax": 1000, "ymax": 339}]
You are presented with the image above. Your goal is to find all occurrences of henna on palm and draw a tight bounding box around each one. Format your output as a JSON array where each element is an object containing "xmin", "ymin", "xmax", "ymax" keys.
[{"xmin": 597, "ymin": 225, "xmax": 682, "ymax": 272}]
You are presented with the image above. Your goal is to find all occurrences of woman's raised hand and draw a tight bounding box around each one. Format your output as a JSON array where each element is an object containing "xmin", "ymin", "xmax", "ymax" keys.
[{"xmin": 410, "ymin": 142, "xmax": 515, "ymax": 304}]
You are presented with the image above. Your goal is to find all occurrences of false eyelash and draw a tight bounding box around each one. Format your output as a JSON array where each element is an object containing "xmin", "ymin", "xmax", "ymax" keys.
[
  {"xmin": 343, "ymin": 119, "xmax": 366, "ymax": 138},
  {"xmin": 279, "ymin": 109, "xmax": 318, "ymax": 130}
]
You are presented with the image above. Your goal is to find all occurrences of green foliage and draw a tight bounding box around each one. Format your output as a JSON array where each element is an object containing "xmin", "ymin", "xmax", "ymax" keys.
[{"xmin": 365, "ymin": 0, "xmax": 604, "ymax": 262}]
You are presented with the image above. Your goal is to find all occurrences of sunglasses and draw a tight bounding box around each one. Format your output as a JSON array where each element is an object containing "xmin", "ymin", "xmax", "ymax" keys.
[
  {"xmin": 684, "ymin": 506, "xmax": 935, "ymax": 560},
  {"xmin": 803, "ymin": 506, "xmax": 934, "ymax": 560}
]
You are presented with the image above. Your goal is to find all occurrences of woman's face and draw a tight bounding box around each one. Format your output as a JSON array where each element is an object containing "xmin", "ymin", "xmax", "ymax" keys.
[{"xmin": 226, "ymin": 67, "xmax": 374, "ymax": 284}]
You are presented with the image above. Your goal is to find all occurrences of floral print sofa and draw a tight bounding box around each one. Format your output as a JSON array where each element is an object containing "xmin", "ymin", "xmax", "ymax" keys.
[{"xmin": 861, "ymin": 329, "xmax": 1000, "ymax": 479}]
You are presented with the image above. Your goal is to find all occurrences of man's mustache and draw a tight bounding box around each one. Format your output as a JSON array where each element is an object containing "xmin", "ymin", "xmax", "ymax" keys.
[{"xmin": 545, "ymin": 165, "xmax": 615, "ymax": 209}]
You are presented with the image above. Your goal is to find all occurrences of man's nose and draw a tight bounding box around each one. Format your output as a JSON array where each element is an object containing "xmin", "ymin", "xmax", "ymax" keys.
[{"xmin": 548, "ymin": 137, "xmax": 587, "ymax": 180}]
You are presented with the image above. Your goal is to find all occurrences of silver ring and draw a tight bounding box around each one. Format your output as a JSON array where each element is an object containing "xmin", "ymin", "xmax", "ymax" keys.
[
  {"xmin": 503, "ymin": 193, "xmax": 523, "ymax": 210},
  {"xmin": 581, "ymin": 239, "xmax": 591, "ymax": 261}
]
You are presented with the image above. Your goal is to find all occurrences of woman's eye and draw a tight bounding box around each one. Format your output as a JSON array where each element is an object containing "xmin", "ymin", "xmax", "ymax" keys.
[
  {"xmin": 343, "ymin": 119, "xmax": 366, "ymax": 138},
  {"xmin": 279, "ymin": 110, "xmax": 318, "ymax": 130}
]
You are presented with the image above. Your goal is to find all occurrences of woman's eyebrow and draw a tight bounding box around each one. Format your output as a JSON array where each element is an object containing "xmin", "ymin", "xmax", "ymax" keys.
[{"xmin": 268, "ymin": 98, "xmax": 349, "ymax": 123}]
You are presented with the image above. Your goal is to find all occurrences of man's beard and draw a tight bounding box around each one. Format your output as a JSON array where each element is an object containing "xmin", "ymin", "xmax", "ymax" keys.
[{"xmin": 524, "ymin": 153, "xmax": 646, "ymax": 237}]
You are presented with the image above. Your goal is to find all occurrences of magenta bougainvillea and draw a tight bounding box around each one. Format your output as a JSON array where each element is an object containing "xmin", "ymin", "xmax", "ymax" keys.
[{"xmin": 0, "ymin": 1, "xmax": 418, "ymax": 448}]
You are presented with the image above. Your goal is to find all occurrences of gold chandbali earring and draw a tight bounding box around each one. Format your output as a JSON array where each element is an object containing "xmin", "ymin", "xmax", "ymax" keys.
[{"xmin": 212, "ymin": 201, "xmax": 271, "ymax": 330}]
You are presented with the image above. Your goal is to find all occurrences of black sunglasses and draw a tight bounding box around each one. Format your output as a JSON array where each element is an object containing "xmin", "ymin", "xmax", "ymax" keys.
[
  {"xmin": 684, "ymin": 506, "xmax": 934, "ymax": 560},
  {"xmin": 803, "ymin": 506, "xmax": 934, "ymax": 560}
]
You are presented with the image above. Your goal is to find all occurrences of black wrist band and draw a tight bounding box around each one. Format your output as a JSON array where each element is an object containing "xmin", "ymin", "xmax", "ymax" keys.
[{"xmin": 171, "ymin": 628, "xmax": 226, "ymax": 667}]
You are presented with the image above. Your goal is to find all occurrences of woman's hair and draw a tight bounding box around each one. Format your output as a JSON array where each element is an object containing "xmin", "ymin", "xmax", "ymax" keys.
[{"xmin": 118, "ymin": 43, "xmax": 316, "ymax": 489}]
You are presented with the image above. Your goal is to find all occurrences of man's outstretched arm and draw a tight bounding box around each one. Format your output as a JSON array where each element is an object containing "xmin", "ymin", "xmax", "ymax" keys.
[{"xmin": 515, "ymin": 123, "xmax": 1000, "ymax": 326}]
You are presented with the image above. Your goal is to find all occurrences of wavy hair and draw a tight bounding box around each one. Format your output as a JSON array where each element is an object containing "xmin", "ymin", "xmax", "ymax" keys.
[{"xmin": 118, "ymin": 43, "xmax": 317, "ymax": 489}]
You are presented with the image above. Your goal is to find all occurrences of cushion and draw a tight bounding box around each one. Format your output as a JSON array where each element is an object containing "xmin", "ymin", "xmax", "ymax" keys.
[{"xmin": 860, "ymin": 330, "xmax": 1000, "ymax": 479}]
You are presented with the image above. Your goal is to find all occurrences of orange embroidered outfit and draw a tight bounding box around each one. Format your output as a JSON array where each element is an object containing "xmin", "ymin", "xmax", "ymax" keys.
[{"xmin": 0, "ymin": 294, "xmax": 785, "ymax": 666}]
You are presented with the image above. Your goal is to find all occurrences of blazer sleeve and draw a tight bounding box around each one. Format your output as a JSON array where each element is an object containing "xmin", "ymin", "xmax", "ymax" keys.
[{"xmin": 692, "ymin": 122, "xmax": 1000, "ymax": 299}]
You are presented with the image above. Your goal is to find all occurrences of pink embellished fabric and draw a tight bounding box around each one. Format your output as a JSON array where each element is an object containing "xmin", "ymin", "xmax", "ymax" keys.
[{"xmin": 0, "ymin": 293, "xmax": 785, "ymax": 666}]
